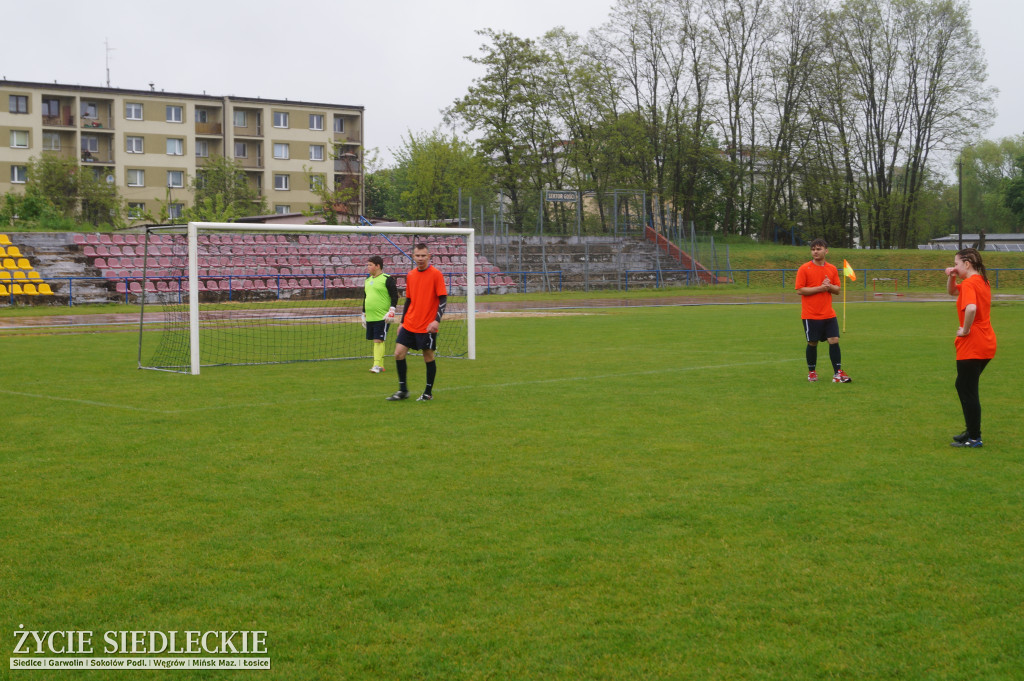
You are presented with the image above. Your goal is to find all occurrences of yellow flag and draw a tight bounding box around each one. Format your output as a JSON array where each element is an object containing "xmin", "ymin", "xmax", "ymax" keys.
[{"xmin": 843, "ymin": 259, "xmax": 856, "ymax": 281}]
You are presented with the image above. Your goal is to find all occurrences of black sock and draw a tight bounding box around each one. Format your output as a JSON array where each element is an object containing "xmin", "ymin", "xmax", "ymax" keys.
[
  {"xmin": 806, "ymin": 345, "xmax": 817, "ymax": 371},
  {"xmin": 397, "ymin": 359, "xmax": 407, "ymax": 392},
  {"xmin": 829, "ymin": 343, "xmax": 842, "ymax": 373},
  {"xmin": 424, "ymin": 360, "xmax": 436, "ymax": 395}
]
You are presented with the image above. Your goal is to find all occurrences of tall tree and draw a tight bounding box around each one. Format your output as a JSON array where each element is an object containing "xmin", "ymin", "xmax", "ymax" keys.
[
  {"xmin": 390, "ymin": 129, "xmax": 488, "ymax": 223},
  {"xmin": 445, "ymin": 29, "xmax": 552, "ymax": 231}
]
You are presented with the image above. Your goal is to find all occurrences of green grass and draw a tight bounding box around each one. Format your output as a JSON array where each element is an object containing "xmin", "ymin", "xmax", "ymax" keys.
[{"xmin": 2, "ymin": 300, "xmax": 1023, "ymax": 680}]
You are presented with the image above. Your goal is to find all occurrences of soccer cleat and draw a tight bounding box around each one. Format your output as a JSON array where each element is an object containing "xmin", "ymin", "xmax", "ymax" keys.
[
  {"xmin": 952, "ymin": 430, "xmax": 971, "ymax": 444},
  {"xmin": 416, "ymin": 393, "xmax": 433, "ymax": 402},
  {"xmin": 370, "ymin": 365, "xmax": 385, "ymax": 373},
  {"xmin": 386, "ymin": 390, "xmax": 409, "ymax": 401},
  {"xmin": 807, "ymin": 371, "xmax": 818, "ymax": 382},
  {"xmin": 950, "ymin": 437, "xmax": 983, "ymax": 448},
  {"xmin": 832, "ymin": 369, "xmax": 852, "ymax": 383}
]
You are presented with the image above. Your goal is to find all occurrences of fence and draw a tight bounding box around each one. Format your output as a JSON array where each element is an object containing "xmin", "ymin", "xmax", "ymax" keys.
[{"xmin": 5, "ymin": 268, "xmax": 1024, "ymax": 307}]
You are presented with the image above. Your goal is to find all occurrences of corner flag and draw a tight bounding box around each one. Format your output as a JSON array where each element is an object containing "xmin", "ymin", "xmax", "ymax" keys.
[{"xmin": 841, "ymin": 260, "xmax": 855, "ymax": 332}]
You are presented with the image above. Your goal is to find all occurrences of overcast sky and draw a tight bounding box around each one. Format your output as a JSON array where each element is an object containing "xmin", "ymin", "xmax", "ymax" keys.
[{"xmin": 2, "ymin": 0, "xmax": 1019, "ymax": 168}]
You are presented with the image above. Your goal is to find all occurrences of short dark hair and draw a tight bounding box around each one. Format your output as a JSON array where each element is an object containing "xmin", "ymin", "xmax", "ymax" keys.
[
  {"xmin": 809, "ymin": 238, "xmax": 828, "ymax": 249},
  {"xmin": 367, "ymin": 255, "xmax": 384, "ymax": 268},
  {"xmin": 413, "ymin": 242, "xmax": 429, "ymax": 252}
]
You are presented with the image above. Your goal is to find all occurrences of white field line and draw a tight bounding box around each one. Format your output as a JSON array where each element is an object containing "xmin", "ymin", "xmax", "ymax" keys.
[{"xmin": 0, "ymin": 357, "xmax": 800, "ymax": 415}]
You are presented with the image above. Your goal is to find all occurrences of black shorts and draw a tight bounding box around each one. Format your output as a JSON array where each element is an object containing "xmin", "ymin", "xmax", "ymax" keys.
[
  {"xmin": 365, "ymin": 319, "xmax": 389, "ymax": 342},
  {"xmin": 803, "ymin": 317, "xmax": 840, "ymax": 342},
  {"xmin": 396, "ymin": 326, "xmax": 437, "ymax": 352}
]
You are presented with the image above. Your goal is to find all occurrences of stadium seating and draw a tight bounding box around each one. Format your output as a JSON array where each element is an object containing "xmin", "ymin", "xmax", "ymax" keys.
[
  {"xmin": 0, "ymin": 234, "xmax": 11, "ymax": 246},
  {"xmin": 0, "ymin": 284, "xmax": 7, "ymax": 296},
  {"xmin": 73, "ymin": 231, "xmax": 512, "ymax": 295}
]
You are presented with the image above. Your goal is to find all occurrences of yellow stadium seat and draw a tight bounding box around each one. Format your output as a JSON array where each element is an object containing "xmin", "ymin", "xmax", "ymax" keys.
[
  {"xmin": 16, "ymin": 258, "xmax": 31, "ymax": 269},
  {"xmin": 0, "ymin": 284, "xmax": 8, "ymax": 296},
  {"xmin": 7, "ymin": 246, "xmax": 22, "ymax": 257},
  {"xmin": 2, "ymin": 258, "xmax": 15, "ymax": 269},
  {"xmin": 0, "ymin": 247, "xmax": 6, "ymax": 257},
  {"xmin": 12, "ymin": 271, "xmax": 25, "ymax": 280},
  {"xmin": 22, "ymin": 283, "xmax": 38, "ymax": 295},
  {"xmin": 11, "ymin": 284, "xmax": 23, "ymax": 294},
  {"xmin": 0, "ymin": 271, "xmax": 10, "ymax": 281},
  {"xmin": 28, "ymin": 271, "xmax": 41, "ymax": 280},
  {"xmin": 38, "ymin": 283, "xmax": 54, "ymax": 295},
  {"xmin": 0, "ymin": 234, "xmax": 11, "ymax": 246}
]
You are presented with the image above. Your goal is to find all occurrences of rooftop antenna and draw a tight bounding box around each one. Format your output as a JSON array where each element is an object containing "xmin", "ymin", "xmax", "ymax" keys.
[{"xmin": 105, "ymin": 38, "xmax": 115, "ymax": 87}]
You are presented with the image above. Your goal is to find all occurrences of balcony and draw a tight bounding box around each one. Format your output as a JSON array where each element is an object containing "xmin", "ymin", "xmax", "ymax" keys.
[
  {"xmin": 196, "ymin": 122, "xmax": 223, "ymax": 136},
  {"xmin": 81, "ymin": 117, "xmax": 114, "ymax": 131},
  {"xmin": 42, "ymin": 114, "xmax": 75, "ymax": 127},
  {"xmin": 334, "ymin": 156, "xmax": 361, "ymax": 174},
  {"xmin": 81, "ymin": 152, "xmax": 114, "ymax": 164}
]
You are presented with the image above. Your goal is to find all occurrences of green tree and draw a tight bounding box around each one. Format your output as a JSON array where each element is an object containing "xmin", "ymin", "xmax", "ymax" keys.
[
  {"xmin": 1004, "ymin": 153, "xmax": 1024, "ymax": 225},
  {"xmin": 445, "ymin": 29, "xmax": 552, "ymax": 231},
  {"xmin": 390, "ymin": 129, "xmax": 488, "ymax": 222},
  {"xmin": 186, "ymin": 155, "xmax": 267, "ymax": 221}
]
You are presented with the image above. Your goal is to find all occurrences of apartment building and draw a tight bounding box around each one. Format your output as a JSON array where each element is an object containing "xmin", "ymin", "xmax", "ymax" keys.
[{"xmin": 0, "ymin": 79, "xmax": 364, "ymax": 221}]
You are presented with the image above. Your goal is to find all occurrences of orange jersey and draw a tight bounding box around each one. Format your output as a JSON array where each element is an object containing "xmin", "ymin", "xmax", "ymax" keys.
[
  {"xmin": 795, "ymin": 260, "xmax": 840, "ymax": 320},
  {"xmin": 955, "ymin": 275, "xmax": 997, "ymax": 360},
  {"xmin": 401, "ymin": 265, "xmax": 447, "ymax": 333}
]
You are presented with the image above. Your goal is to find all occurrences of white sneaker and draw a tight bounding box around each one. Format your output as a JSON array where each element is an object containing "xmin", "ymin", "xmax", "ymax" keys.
[{"xmin": 370, "ymin": 365, "xmax": 384, "ymax": 373}]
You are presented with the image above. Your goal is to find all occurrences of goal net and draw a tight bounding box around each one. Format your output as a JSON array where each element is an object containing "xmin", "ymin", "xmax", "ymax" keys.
[{"xmin": 137, "ymin": 222, "xmax": 476, "ymax": 374}]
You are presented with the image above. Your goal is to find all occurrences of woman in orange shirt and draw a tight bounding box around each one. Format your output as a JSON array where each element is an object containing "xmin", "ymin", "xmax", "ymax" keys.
[{"xmin": 944, "ymin": 248, "xmax": 997, "ymax": 448}]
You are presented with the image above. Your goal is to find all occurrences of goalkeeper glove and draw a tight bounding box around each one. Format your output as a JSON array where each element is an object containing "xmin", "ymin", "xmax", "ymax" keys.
[
  {"xmin": 385, "ymin": 306, "xmax": 396, "ymax": 322},
  {"xmin": 360, "ymin": 313, "xmax": 366, "ymax": 329}
]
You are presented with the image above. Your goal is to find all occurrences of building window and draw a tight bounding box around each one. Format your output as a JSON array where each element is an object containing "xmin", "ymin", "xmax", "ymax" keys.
[
  {"xmin": 127, "ymin": 202, "xmax": 146, "ymax": 218},
  {"xmin": 233, "ymin": 110, "xmax": 247, "ymax": 127},
  {"xmin": 274, "ymin": 174, "xmax": 289, "ymax": 190},
  {"xmin": 43, "ymin": 132, "xmax": 61, "ymax": 150},
  {"xmin": 81, "ymin": 101, "xmax": 98, "ymax": 119},
  {"xmin": 273, "ymin": 143, "xmax": 290, "ymax": 160},
  {"xmin": 333, "ymin": 116, "xmax": 345, "ymax": 133},
  {"xmin": 126, "ymin": 102, "xmax": 143, "ymax": 120},
  {"xmin": 166, "ymin": 138, "xmax": 184, "ymax": 155},
  {"xmin": 234, "ymin": 142, "xmax": 248, "ymax": 158},
  {"xmin": 273, "ymin": 112, "xmax": 289, "ymax": 128},
  {"xmin": 195, "ymin": 171, "xmax": 207, "ymax": 189},
  {"xmin": 42, "ymin": 98, "xmax": 60, "ymax": 117},
  {"xmin": 126, "ymin": 136, "xmax": 144, "ymax": 154},
  {"xmin": 168, "ymin": 203, "xmax": 184, "ymax": 220},
  {"xmin": 195, "ymin": 108, "xmax": 208, "ymax": 123},
  {"xmin": 166, "ymin": 105, "xmax": 183, "ymax": 123},
  {"xmin": 81, "ymin": 136, "xmax": 99, "ymax": 153},
  {"xmin": 309, "ymin": 114, "xmax": 324, "ymax": 131},
  {"xmin": 127, "ymin": 169, "xmax": 145, "ymax": 187},
  {"xmin": 11, "ymin": 165, "xmax": 28, "ymax": 183},
  {"xmin": 10, "ymin": 130, "xmax": 29, "ymax": 148},
  {"xmin": 195, "ymin": 140, "xmax": 209, "ymax": 158},
  {"xmin": 275, "ymin": 205, "xmax": 291, "ymax": 214},
  {"xmin": 167, "ymin": 170, "xmax": 184, "ymax": 188},
  {"xmin": 9, "ymin": 95, "xmax": 28, "ymax": 114},
  {"xmin": 309, "ymin": 174, "xmax": 325, "ymax": 191},
  {"xmin": 309, "ymin": 144, "xmax": 324, "ymax": 162}
]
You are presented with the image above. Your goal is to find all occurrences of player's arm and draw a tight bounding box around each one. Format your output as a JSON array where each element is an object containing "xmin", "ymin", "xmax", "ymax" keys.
[
  {"xmin": 945, "ymin": 268, "xmax": 959, "ymax": 296},
  {"xmin": 435, "ymin": 295, "xmax": 447, "ymax": 323},
  {"xmin": 958, "ymin": 303, "xmax": 977, "ymax": 336},
  {"xmin": 386, "ymin": 276, "xmax": 399, "ymax": 308}
]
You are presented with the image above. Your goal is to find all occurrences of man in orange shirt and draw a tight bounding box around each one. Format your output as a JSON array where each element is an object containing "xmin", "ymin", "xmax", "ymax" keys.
[
  {"xmin": 795, "ymin": 238, "xmax": 852, "ymax": 383},
  {"xmin": 387, "ymin": 242, "xmax": 447, "ymax": 402},
  {"xmin": 945, "ymin": 248, "xmax": 997, "ymax": 447}
]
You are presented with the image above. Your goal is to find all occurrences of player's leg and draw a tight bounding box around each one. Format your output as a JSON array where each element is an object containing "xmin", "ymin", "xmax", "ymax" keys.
[
  {"xmin": 953, "ymin": 359, "xmax": 989, "ymax": 445},
  {"xmin": 388, "ymin": 330, "xmax": 413, "ymax": 400},
  {"xmin": 417, "ymin": 334, "xmax": 437, "ymax": 401},
  {"xmin": 804, "ymin": 319, "xmax": 819, "ymax": 381},
  {"xmin": 825, "ymin": 318, "xmax": 850, "ymax": 382}
]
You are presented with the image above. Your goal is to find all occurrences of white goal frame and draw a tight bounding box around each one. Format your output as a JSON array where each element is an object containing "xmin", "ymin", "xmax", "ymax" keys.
[{"xmin": 181, "ymin": 221, "xmax": 476, "ymax": 375}]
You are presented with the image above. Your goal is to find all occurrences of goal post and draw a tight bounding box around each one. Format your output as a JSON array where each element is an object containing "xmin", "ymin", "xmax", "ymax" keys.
[{"xmin": 138, "ymin": 222, "xmax": 476, "ymax": 375}]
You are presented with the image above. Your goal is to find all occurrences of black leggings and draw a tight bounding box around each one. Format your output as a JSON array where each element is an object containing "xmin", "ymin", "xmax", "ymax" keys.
[{"xmin": 955, "ymin": 359, "xmax": 991, "ymax": 439}]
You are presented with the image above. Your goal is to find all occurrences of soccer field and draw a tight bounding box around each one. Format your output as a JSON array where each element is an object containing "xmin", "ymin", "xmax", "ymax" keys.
[{"xmin": 2, "ymin": 300, "xmax": 1023, "ymax": 680}]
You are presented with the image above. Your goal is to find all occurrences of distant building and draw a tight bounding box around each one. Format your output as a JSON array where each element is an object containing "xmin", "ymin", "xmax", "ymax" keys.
[
  {"xmin": 1, "ymin": 79, "xmax": 363, "ymax": 221},
  {"xmin": 922, "ymin": 233, "xmax": 1024, "ymax": 252}
]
